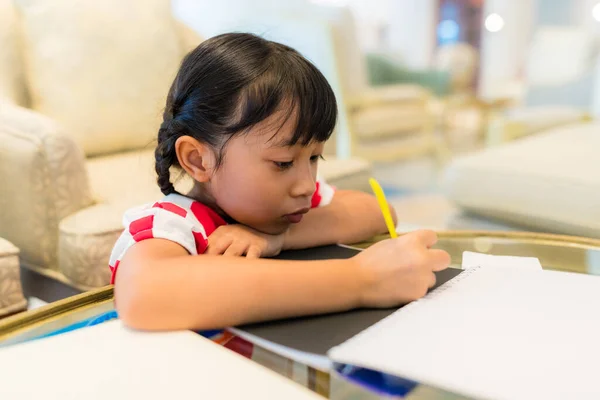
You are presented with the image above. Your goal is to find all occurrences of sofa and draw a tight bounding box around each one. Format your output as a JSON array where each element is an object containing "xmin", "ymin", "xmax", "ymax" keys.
[
  {"xmin": 0, "ymin": 238, "xmax": 27, "ymax": 317},
  {"xmin": 443, "ymin": 121, "xmax": 600, "ymax": 239}
]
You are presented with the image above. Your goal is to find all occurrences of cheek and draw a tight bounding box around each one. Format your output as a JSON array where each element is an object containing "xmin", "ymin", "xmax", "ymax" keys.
[{"xmin": 212, "ymin": 164, "xmax": 285, "ymax": 218}]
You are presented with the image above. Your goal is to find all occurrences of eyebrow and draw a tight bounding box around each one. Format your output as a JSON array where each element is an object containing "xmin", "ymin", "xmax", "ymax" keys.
[{"xmin": 268, "ymin": 137, "xmax": 295, "ymax": 148}]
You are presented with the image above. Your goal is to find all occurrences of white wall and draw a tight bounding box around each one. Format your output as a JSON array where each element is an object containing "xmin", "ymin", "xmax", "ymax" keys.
[
  {"xmin": 579, "ymin": 0, "xmax": 600, "ymax": 33},
  {"xmin": 344, "ymin": 0, "xmax": 392, "ymax": 52},
  {"xmin": 386, "ymin": 0, "xmax": 437, "ymax": 69},
  {"xmin": 310, "ymin": 0, "xmax": 395, "ymax": 52},
  {"xmin": 478, "ymin": 0, "xmax": 538, "ymax": 101},
  {"xmin": 478, "ymin": 0, "xmax": 600, "ymax": 112},
  {"xmin": 577, "ymin": 0, "xmax": 600, "ymax": 116},
  {"xmin": 171, "ymin": 0, "xmax": 315, "ymax": 39}
]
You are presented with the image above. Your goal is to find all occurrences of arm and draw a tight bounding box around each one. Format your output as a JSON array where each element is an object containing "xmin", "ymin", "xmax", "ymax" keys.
[
  {"xmin": 116, "ymin": 238, "xmax": 362, "ymax": 331},
  {"xmin": 116, "ymin": 229, "xmax": 450, "ymax": 332},
  {"xmin": 283, "ymin": 190, "xmax": 397, "ymax": 250}
]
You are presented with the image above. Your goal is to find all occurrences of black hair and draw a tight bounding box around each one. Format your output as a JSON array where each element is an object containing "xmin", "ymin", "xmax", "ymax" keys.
[{"xmin": 155, "ymin": 32, "xmax": 338, "ymax": 195}]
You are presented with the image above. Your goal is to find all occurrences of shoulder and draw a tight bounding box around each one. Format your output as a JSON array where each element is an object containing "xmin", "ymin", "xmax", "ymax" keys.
[
  {"xmin": 109, "ymin": 194, "xmax": 227, "ymax": 284},
  {"xmin": 112, "ymin": 194, "xmax": 226, "ymax": 260},
  {"xmin": 123, "ymin": 194, "xmax": 226, "ymax": 236},
  {"xmin": 311, "ymin": 177, "xmax": 336, "ymax": 208}
]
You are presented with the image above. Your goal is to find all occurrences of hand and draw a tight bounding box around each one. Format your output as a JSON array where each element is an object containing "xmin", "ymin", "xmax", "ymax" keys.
[
  {"xmin": 351, "ymin": 230, "xmax": 451, "ymax": 308},
  {"xmin": 205, "ymin": 224, "xmax": 286, "ymax": 258}
]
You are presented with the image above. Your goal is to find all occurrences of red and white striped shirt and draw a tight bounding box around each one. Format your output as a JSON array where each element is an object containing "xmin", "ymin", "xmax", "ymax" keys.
[{"xmin": 108, "ymin": 180, "xmax": 335, "ymax": 284}]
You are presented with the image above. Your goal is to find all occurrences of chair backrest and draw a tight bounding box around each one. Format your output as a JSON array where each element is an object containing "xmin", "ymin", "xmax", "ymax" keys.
[
  {"xmin": 434, "ymin": 42, "xmax": 479, "ymax": 94},
  {"xmin": 315, "ymin": 5, "xmax": 371, "ymax": 99}
]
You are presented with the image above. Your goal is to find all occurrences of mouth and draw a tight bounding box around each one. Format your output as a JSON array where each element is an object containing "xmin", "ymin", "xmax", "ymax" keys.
[{"xmin": 284, "ymin": 207, "xmax": 310, "ymax": 224}]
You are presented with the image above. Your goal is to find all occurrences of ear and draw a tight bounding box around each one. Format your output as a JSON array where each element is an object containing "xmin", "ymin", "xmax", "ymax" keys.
[{"xmin": 175, "ymin": 136, "xmax": 216, "ymax": 182}]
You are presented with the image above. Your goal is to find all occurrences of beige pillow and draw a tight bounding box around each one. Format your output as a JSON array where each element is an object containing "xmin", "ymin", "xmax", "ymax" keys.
[
  {"xmin": 0, "ymin": 0, "xmax": 28, "ymax": 105},
  {"xmin": 15, "ymin": 0, "xmax": 184, "ymax": 156}
]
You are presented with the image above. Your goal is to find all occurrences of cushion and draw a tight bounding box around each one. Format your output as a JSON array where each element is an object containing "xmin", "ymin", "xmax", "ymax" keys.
[
  {"xmin": 0, "ymin": 237, "xmax": 27, "ymax": 317},
  {"xmin": 349, "ymin": 84, "xmax": 428, "ymax": 107},
  {"xmin": 353, "ymin": 132, "xmax": 437, "ymax": 162},
  {"xmin": 86, "ymin": 149, "xmax": 194, "ymax": 209},
  {"xmin": 15, "ymin": 0, "xmax": 184, "ymax": 156},
  {"xmin": 347, "ymin": 85, "xmax": 432, "ymax": 144},
  {"xmin": 352, "ymin": 102, "xmax": 429, "ymax": 139},
  {"xmin": 443, "ymin": 123, "xmax": 600, "ymax": 238},
  {"xmin": 59, "ymin": 204, "xmax": 124, "ymax": 288},
  {"xmin": 0, "ymin": 0, "xmax": 27, "ymax": 105}
]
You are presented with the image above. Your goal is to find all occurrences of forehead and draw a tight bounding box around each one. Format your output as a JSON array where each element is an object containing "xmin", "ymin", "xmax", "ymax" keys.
[{"xmin": 240, "ymin": 107, "xmax": 313, "ymax": 149}]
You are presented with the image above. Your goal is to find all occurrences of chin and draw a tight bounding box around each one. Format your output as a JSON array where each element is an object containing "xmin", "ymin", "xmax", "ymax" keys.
[{"xmin": 251, "ymin": 221, "xmax": 289, "ymax": 236}]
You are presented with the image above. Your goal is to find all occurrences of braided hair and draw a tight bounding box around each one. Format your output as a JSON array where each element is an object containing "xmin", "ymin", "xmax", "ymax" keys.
[
  {"xmin": 155, "ymin": 119, "xmax": 179, "ymax": 195},
  {"xmin": 154, "ymin": 32, "xmax": 338, "ymax": 196}
]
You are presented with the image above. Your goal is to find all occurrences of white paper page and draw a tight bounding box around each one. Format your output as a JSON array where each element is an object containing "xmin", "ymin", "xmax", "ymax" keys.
[
  {"xmin": 329, "ymin": 267, "xmax": 600, "ymax": 400},
  {"xmin": 0, "ymin": 320, "xmax": 321, "ymax": 400},
  {"xmin": 462, "ymin": 251, "xmax": 542, "ymax": 270}
]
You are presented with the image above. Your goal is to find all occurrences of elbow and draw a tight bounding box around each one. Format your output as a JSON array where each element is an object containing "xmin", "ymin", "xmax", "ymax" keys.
[
  {"xmin": 117, "ymin": 297, "xmax": 224, "ymax": 333},
  {"xmin": 116, "ymin": 298, "xmax": 151, "ymax": 331},
  {"xmin": 114, "ymin": 263, "xmax": 165, "ymax": 331},
  {"xmin": 114, "ymin": 261, "xmax": 225, "ymax": 332},
  {"xmin": 115, "ymin": 277, "xmax": 156, "ymax": 331}
]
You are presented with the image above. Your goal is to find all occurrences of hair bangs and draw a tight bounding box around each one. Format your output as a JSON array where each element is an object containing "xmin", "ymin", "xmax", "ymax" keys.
[{"xmin": 226, "ymin": 44, "xmax": 338, "ymax": 146}]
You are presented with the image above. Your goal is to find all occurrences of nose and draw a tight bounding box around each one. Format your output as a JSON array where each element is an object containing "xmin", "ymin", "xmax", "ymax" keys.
[{"xmin": 290, "ymin": 167, "xmax": 316, "ymax": 199}]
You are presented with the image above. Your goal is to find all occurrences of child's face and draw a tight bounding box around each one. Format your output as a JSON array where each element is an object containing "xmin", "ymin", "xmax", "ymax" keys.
[{"xmin": 209, "ymin": 112, "xmax": 325, "ymax": 235}]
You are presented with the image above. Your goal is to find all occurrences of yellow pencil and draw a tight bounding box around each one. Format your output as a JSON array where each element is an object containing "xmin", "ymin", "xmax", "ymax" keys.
[{"xmin": 369, "ymin": 178, "xmax": 397, "ymax": 239}]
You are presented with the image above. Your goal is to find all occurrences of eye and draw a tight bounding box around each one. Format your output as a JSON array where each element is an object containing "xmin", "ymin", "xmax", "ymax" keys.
[
  {"xmin": 310, "ymin": 154, "xmax": 325, "ymax": 163},
  {"xmin": 274, "ymin": 161, "xmax": 294, "ymax": 170}
]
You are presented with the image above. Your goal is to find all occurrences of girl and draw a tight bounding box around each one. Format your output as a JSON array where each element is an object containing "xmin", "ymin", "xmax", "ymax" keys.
[{"xmin": 110, "ymin": 33, "xmax": 450, "ymax": 331}]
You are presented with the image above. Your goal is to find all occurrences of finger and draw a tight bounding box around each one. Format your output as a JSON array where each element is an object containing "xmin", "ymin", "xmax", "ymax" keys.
[
  {"xmin": 206, "ymin": 237, "xmax": 233, "ymax": 255},
  {"xmin": 427, "ymin": 249, "xmax": 451, "ymax": 271},
  {"xmin": 223, "ymin": 242, "xmax": 248, "ymax": 257},
  {"xmin": 413, "ymin": 229, "xmax": 438, "ymax": 248},
  {"xmin": 427, "ymin": 272, "xmax": 437, "ymax": 289},
  {"xmin": 246, "ymin": 245, "xmax": 262, "ymax": 259}
]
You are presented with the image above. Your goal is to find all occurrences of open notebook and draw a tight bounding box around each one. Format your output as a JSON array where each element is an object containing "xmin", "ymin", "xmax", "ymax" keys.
[
  {"xmin": 230, "ymin": 244, "xmax": 462, "ymax": 371},
  {"xmin": 328, "ymin": 265, "xmax": 600, "ymax": 400},
  {"xmin": 0, "ymin": 320, "xmax": 321, "ymax": 400}
]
